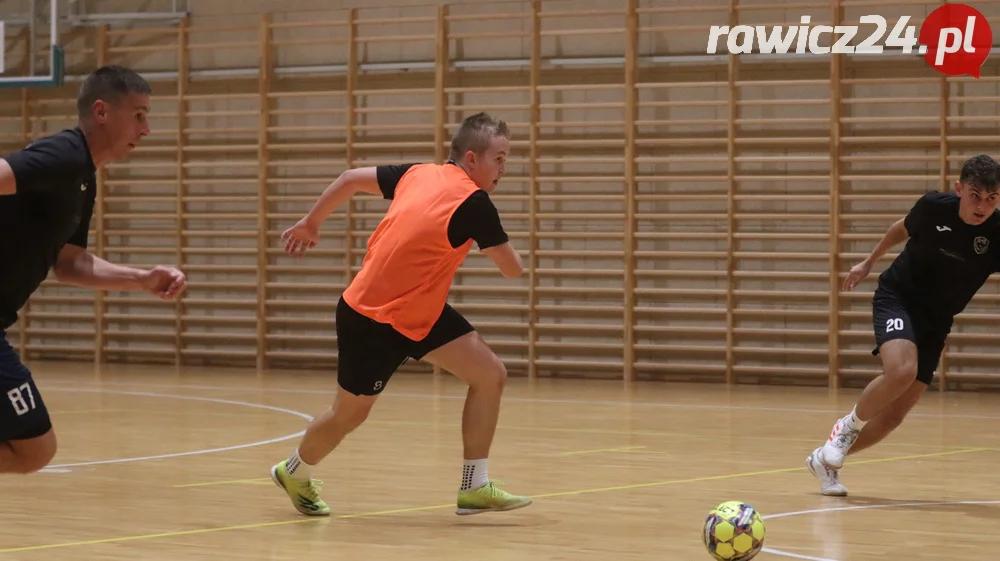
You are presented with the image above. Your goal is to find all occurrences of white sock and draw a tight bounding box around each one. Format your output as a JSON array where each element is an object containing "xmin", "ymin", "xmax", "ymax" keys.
[
  {"xmin": 461, "ymin": 458, "xmax": 488, "ymax": 491},
  {"xmin": 846, "ymin": 406, "xmax": 867, "ymax": 430},
  {"xmin": 286, "ymin": 449, "xmax": 313, "ymax": 481}
]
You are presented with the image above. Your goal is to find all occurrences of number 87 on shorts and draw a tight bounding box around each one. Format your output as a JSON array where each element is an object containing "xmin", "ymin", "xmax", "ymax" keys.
[{"xmin": 8, "ymin": 382, "xmax": 36, "ymax": 416}]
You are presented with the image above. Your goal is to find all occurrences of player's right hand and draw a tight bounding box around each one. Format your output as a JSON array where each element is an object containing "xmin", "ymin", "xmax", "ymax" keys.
[
  {"xmin": 842, "ymin": 259, "xmax": 873, "ymax": 291},
  {"xmin": 282, "ymin": 218, "xmax": 320, "ymax": 258}
]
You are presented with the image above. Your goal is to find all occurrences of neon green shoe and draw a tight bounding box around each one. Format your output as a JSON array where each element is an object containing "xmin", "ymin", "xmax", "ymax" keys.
[
  {"xmin": 269, "ymin": 460, "xmax": 331, "ymax": 516},
  {"xmin": 456, "ymin": 481, "xmax": 532, "ymax": 515}
]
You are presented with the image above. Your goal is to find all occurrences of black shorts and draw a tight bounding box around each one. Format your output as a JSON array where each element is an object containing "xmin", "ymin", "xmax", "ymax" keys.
[
  {"xmin": 871, "ymin": 286, "xmax": 951, "ymax": 385},
  {"xmin": 0, "ymin": 333, "xmax": 52, "ymax": 442},
  {"xmin": 335, "ymin": 297, "xmax": 475, "ymax": 396}
]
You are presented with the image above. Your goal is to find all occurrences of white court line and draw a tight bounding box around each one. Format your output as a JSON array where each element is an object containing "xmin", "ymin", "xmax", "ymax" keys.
[
  {"xmin": 42, "ymin": 379, "xmax": 1000, "ymax": 421},
  {"xmin": 42, "ymin": 388, "xmax": 312, "ymax": 469},
  {"xmin": 760, "ymin": 550, "xmax": 835, "ymax": 561},
  {"xmin": 761, "ymin": 500, "xmax": 1000, "ymax": 560}
]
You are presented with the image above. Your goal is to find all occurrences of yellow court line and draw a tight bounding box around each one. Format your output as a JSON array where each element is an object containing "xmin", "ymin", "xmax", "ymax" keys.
[
  {"xmin": 558, "ymin": 446, "xmax": 647, "ymax": 456},
  {"xmin": 177, "ymin": 445, "xmax": 994, "ymax": 490},
  {"xmin": 49, "ymin": 409, "xmax": 139, "ymax": 415},
  {"xmin": 0, "ymin": 519, "xmax": 324, "ymax": 554},
  {"xmin": 0, "ymin": 447, "xmax": 987, "ymax": 554},
  {"xmin": 51, "ymin": 409, "xmax": 279, "ymax": 419},
  {"xmin": 365, "ymin": 420, "xmax": 983, "ymax": 451},
  {"xmin": 531, "ymin": 447, "xmax": 990, "ymax": 499},
  {"xmin": 174, "ymin": 477, "xmax": 272, "ymax": 488},
  {"xmin": 845, "ymin": 447, "xmax": 991, "ymax": 465},
  {"xmin": 338, "ymin": 502, "xmax": 456, "ymax": 519}
]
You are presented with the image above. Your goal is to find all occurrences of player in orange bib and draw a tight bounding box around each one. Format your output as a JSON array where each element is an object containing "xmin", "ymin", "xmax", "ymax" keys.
[{"xmin": 270, "ymin": 113, "xmax": 531, "ymax": 517}]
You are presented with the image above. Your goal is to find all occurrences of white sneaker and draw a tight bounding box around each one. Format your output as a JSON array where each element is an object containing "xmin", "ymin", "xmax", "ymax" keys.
[
  {"xmin": 806, "ymin": 447, "xmax": 848, "ymax": 496},
  {"xmin": 818, "ymin": 414, "xmax": 860, "ymax": 469}
]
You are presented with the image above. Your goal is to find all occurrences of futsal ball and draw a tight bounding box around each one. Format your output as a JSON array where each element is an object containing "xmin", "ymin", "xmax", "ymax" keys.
[{"xmin": 702, "ymin": 501, "xmax": 766, "ymax": 561}]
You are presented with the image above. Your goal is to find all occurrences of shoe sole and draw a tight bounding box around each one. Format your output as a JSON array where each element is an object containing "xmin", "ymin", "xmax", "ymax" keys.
[
  {"xmin": 805, "ymin": 453, "xmax": 848, "ymax": 497},
  {"xmin": 455, "ymin": 498, "xmax": 533, "ymax": 516},
  {"xmin": 270, "ymin": 464, "xmax": 331, "ymax": 517}
]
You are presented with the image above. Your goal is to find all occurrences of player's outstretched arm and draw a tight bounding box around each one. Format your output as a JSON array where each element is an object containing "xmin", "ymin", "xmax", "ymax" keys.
[
  {"xmin": 53, "ymin": 245, "xmax": 187, "ymax": 300},
  {"xmin": 304, "ymin": 167, "xmax": 382, "ymax": 224},
  {"xmin": 843, "ymin": 217, "xmax": 908, "ymax": 291},
  {"xmin": 282, "ymin": 167, "xmax": 382, "ymax": 258},
  {"xmin": 482, "ymin": 243, "xmax": 524, "ymax": 279}
]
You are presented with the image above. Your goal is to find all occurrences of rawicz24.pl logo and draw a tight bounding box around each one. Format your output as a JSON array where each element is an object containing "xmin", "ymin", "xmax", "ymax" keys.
[{"xmin": 706, "ymin": 3, "xmax": 993, "ymax": 77}]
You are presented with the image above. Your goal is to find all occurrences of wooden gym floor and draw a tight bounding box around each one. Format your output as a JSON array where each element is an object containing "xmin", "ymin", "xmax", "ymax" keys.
[{"xmin": 2, "ymin": 362, "xmax": 1000, "ymax": 560}]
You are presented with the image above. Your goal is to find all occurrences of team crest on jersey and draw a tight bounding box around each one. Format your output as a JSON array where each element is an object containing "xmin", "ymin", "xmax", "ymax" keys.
[{"xmin": 974, "ymin": 236, "xmax": 990, "ymax": 255}]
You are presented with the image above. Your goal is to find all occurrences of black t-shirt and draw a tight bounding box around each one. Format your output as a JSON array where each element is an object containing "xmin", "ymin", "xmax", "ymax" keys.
[
  {"xmin": 878, "ymin": 191, "xmax": 1000, "ymax": 319},
  {"xmin": 375, "ymin": 162, "xmax": 509, "ymax": 250},
  {"xmin": 0, "ymin": 127, "xmax": 97, "ymax": 329}
]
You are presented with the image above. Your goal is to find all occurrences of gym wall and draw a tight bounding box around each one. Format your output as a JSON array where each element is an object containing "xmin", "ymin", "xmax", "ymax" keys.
[{"xmin": 1, "ymin": 0, "xmax": 999, "ymax": 391}]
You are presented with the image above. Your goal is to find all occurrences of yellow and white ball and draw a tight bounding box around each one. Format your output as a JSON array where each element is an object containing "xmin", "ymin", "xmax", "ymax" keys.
[{"xmin": 703, "ymin": 501, "xmax": 766, "ymax": 561}]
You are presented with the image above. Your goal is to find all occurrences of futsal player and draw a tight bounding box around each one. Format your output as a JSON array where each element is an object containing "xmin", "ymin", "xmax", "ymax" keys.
[
  {"xmin": 0, "ymin": 65, "xmax": 187, "ymax": 475},
  {"xmin": 271, "ymin": 112, "xmax": 531, "ymax": 516},
  {"xmin": 807, "ymin": 154, "xmax": 1000, "ymax": 496}
]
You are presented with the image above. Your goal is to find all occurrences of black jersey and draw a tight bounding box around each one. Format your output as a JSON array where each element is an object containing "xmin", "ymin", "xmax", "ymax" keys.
[
  {"xmin": 0, "ymin": 127, "xmax": 97, "ymax": 329},
  {"xmin": 878, "ymin": 191, "xmax": 1000, "ymax": 319}
]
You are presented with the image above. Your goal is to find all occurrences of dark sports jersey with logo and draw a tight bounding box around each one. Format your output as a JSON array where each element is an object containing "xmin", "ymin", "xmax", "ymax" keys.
[
  {"xmin": 0, "ymin": 127, "xmax": 97, "ymax": 330},
  {"xmin": 878, "ymin": 191, "xmax": 1000, "ymax": 320},
  {"xmin": 0, "ymin": 126, "xmax": 94, "ymax": 442}
]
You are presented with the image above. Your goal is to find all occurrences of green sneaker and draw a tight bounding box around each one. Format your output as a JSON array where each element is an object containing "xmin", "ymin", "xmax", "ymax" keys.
[
  {"xmin": 269, "ymin": 460, "xmax": 331, "ymax": 516},
  {"xmin": 456, "ymin": 481, "xmax": 532, "ymax": 515}
]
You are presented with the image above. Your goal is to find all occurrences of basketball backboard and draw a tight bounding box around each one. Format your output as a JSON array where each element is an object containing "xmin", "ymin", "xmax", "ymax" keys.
[{"xmin": 0, "ymin": 0, "xmax": 64, "ymax": 88}]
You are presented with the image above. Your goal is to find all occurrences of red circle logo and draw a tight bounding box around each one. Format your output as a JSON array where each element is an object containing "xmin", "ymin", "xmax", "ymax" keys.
[{"xmin": 920, "ymin": 4, "xmax": 992, "ymax": 77}]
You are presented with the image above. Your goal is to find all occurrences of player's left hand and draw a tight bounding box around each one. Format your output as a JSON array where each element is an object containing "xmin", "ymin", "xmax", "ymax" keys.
[
  {"xmin": 282, "ymin": 218, "xmax": 320, "ymax": 258},
  {"xmin": 141, "ymin": 266, "xmax": 187, "ymax": 300},
  {"xmin": 842, "ymin": 259, "xmax": 873, "ymax": 291}
]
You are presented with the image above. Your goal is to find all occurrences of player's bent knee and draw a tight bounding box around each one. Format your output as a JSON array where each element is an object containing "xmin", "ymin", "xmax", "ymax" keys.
[
  {"xmin": 338, "ymin": 403, "xmax": 373, "ymax": 429},
  {"xmin": 879, "ymin": 340, "xmax": 918, "ymax": 385},
  {"xmin": 476, "ymin": 350, "xmax": 507, "ymax": 391},
  {"xmin": 333, "ymin": 387, "xmax": 377, "ymax": 428},
  {"xmin": 494, "ymin": 359, "xmax": 508, "ymax": 387},
  {"xmin": 477, "ymin": 332, "xmax": 507, "ymax": 384},
  {"xmin": 10, "ymin": 429, "xmax": 57, "ymax": 474},
  {"xmin": 884, "ymin": 359, "xmax": 918, "ymax": 385}
]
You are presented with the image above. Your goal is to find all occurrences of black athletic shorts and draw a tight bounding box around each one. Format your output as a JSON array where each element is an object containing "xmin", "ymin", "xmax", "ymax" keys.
[
  {"xmin": 0, "ymin": 332, "xmax": 52, "ymax": 442},
  {"xmin": 871, "ymin": 286, "xmax": 952, "ymax": 385},
  {"xmin": 335, "ymin": 297, "xmax": 475, "ymax": 396}
]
